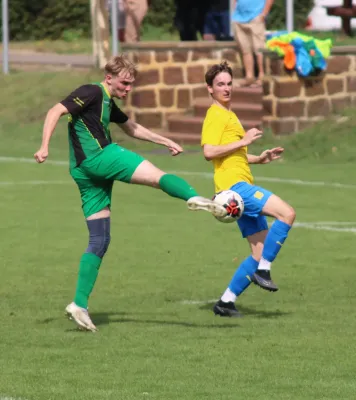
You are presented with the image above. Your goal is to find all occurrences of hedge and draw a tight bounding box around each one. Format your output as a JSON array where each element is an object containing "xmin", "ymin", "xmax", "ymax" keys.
[
  {"xmin": 1, "ymin": 0, "xmax": 91, "ymax": 41},
  {"xmin": 0, "ymin": 0, "xmax": 313, "ymax": 41}
]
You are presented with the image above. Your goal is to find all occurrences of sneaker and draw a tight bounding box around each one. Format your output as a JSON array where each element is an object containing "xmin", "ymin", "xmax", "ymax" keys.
[
  {"xmin": 65, "ymin": 302, "xmax": 98, "ymax": 332},
  {"xmin": 213, "ymin": 300, "xmax": 242, "ymax": 317},
  {"xmin": 252, "ymin": 270, "xmax": 279, "ymax": 292},
  {"xmin": 187, "ymin": 196, "xmax": 227, "ymax": 218}
]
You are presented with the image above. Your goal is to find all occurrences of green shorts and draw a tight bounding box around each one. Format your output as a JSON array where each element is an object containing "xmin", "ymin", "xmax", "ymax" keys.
[{"xmin": 70, "ymin": 143, "xmax": 145, "ymax": 218}]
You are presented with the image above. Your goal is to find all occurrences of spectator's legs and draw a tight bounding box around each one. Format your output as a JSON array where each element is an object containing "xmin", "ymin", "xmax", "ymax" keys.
[
  {"xmin": 125, "ymin": 0, "xmax": 148, "ymax": 42},
  {"xmin": 203, "ymin": 11, "xmax": 217, "ymax": 40},
  {"xmin": 174, "ymin": 3, "xmax": 198, "ymax": 40},
  {"xmin": 241, "ymin": 53, "xmax": 255, "ymax": 81},
  {"xmin": 251, "ymin": 16, "xmax": 266, "ymax": 83},
  {"xmin": 234, "ymin": 22, "xmax": 255, "ymax": 85}
]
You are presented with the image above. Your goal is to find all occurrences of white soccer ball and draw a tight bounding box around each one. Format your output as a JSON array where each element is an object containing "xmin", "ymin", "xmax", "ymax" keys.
[{"xmin": 213, "ymin": 190, "xmax": 244, "ymax": 223}]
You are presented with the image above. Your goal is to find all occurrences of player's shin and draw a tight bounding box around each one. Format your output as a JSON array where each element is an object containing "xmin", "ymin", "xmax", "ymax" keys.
[
  {"xmin": 74, "ymin": 217, "xmax": 111, "ymax": 309},
  {"xmin": 221, "ymin": 256, "xmax": 259, "ymax": 302},
  {"xmin": 258, "ymin": 220, "xmax": 291, "ymax": 270},
  {"xmin": 158, "ymin": 174, "xmax": 198, "ymax": 201},
  {"xmin": 158, "ymin": 174, "xmax": 227, "ymax": 218},
  {"xmin": 252, "ymin": 220, "xmax": 292, "ymax": 292}
]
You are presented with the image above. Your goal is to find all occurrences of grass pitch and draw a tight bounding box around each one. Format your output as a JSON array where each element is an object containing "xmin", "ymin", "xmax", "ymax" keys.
[{"xmin": 0, "ymin": 71, "xmax": 356, "ymax": 400}]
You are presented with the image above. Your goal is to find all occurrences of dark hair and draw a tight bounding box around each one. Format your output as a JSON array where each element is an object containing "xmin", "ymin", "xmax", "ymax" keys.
[{"xmin": 205, "ymin": 61, "xmax": 233, "ymax": 86}]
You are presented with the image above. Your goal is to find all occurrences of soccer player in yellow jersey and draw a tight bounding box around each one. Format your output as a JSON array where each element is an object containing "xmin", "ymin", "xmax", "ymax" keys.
[{"xmin": 201, "ymin": 61, "xmax": 296, "ymax": 317}]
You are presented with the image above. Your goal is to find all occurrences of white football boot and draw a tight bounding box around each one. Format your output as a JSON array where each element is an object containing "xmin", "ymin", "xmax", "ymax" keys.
[
  {"xmin": 187, "ymin": 196, "xmax": 227, "ymax": 218},
  {"xmin": 65, "ymin": 302, "xmax": 97, "ymax": 332}
]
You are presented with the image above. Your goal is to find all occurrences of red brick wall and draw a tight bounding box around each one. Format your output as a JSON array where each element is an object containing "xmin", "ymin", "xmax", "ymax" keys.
[
  {"xmin": 122, "ymin": 42, "xmax": 243, "ymax": 129},
  {"xmin": 121, "ymin": 42, "xmax": 356, "ymax": 134}
]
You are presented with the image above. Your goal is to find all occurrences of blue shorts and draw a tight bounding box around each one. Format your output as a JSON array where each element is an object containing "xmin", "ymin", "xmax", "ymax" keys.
[
  {"xmin": 230, "ymin": 182, "xmax": 273, "ymax": 238},
  {"xmin": 204, "ymin": 10, "xmax": 231, "ymax": 39}
]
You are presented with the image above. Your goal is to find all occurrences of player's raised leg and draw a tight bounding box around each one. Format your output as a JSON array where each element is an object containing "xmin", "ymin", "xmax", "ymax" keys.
[
  {"xmin": 130, "ymin": 160, "xmax": 227, "ymax": 218},
  {"xmin": 252, "ymin": 194, "xmax": 296, "ymax": 291}
]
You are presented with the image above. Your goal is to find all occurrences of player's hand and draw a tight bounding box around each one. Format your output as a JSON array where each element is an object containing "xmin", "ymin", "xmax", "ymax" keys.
[
  {"xmin": 34, "ymin": 147, "xmax": 49, "ymax": 163},
  {"xmin": 243, "ymin": 128, "xmax": 263, "ymax": 145},
  {"xmin": 166, "ymin": 140, "xmax": 183, "ymax": 156},
  {"xmin": 259, "ymin": 147, "xmax": 284, "ymax": 164}
]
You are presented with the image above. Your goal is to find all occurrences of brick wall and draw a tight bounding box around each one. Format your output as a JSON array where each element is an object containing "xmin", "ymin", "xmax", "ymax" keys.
[
  {"xmin": 122, "ymin": 42, "xmax": 242, "ymax": 129},
  {"xmin": 263, "ymin": 50, "xmax": 356, "ymax": 134},
  {"xmin": 122, "ymin": 42, "xmax": 356, "ymax": 134}
]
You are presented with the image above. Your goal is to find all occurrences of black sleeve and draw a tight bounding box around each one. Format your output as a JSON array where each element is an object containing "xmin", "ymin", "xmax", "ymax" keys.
[
  {"xmin": 60, "ymin": 84, "xmax": 102, "ymax": 116},
  {"xmin": 110, "ymin": 100, "xmax": 129, "ymax": 124}
]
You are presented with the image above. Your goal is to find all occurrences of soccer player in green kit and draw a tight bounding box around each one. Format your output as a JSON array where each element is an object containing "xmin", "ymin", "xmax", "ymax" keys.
[{"xmin": 34, "ymin": 55, "xmax": 226, "ymax": 332}]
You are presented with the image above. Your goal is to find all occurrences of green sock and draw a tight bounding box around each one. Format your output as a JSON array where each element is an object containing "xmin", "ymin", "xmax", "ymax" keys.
[
  {"xmin": 74, "ymin": 252, "xmax": 102, "ymax": 309},
  {"xmin": 159, "ymin": 174, "xmax": 199, "ymax": 201}
]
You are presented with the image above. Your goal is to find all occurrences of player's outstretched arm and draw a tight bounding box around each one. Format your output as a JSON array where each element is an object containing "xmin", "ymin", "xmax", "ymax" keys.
[
  {"xmin": 34, "ymin": 103, "xmax": 69, "ymax": 163},
  {"xmin": 120, "ymin": 119, "xmax": 183, "ymax": 156},
  {"xmin": 203, "ymin": 128, "xmax": 262, "ymax": 161},
  {"xmin": 247, "ymin": 147, "xmax": 284, "ymax": 164}
]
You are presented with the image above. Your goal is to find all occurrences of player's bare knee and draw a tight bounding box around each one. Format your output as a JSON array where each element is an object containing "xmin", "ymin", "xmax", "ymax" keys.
[
  {"xmin": 281, "ymin": 206, "xmax": 296, "ymax": 226},
  {"xmin": 131, "ymin": 160, "xmax": 165, "ymax": 188},
  {"xmin": 85, "ymin": 217, "xmax": 111, "ymax": 259},
  {"xmin": 151, "ymin": 172, "xmax": 164, "ymax": 188}
]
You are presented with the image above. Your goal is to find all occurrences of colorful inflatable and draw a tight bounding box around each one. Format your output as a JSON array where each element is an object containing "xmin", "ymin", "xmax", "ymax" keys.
[{"xmin": 266, "ymin": 31, "xmax": 332, "ymax": 77}]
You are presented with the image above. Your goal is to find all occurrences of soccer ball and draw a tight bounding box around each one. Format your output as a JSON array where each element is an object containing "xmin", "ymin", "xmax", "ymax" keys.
[{"xmin": 213, "ymin": 190, "xmax": 244, "ymax": 223}]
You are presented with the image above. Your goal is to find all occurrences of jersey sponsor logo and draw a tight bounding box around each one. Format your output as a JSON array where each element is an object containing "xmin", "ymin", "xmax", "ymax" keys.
[{"xmin": 254, "ymin": 191, "xmax": 264, "ymax": 200}]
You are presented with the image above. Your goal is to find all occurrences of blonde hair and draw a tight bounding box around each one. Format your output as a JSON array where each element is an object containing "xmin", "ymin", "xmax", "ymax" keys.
[{"xmin": 104, "ymin": 54, "xmax": 138, "ymax": 78}]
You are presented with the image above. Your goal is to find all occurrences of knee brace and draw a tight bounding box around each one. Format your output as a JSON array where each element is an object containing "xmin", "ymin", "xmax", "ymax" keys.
[{"xmin": 85, "ymin": 217, "xmax": 111, "ymax": 258}]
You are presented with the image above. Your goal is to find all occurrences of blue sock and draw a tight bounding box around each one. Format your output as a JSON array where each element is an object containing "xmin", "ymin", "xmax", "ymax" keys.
[
  {"xmin": 228, "ymin": 256, "xmax": 259, "ymax": 296},
  {"xmin": 262, "ymin": 220, "xmax": 292, "ymax": 262}
]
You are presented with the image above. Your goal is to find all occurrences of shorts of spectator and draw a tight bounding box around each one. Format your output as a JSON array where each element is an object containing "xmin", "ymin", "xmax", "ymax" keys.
[
  {"xmin": 203, "ymin": 10, "xmax": 232, "ymax": 41},
  {"xmin": 233, "ymin": 15, "xmax": 265, "ymax": 55}
]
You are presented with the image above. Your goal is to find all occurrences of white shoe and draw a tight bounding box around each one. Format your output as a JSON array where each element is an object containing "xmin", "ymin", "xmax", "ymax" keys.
[
  {"xmin": 65, "ymin": 302, "xmax": 97, "ymax": 332},
  {"xmin": 187, "ymin": 196, "xmax": 227, "ymax": 218}
]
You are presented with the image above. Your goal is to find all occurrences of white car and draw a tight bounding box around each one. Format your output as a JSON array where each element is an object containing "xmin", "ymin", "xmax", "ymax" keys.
[{"xmin": 305, "ymin": 0, "xmax": 356, "ymax": 30}]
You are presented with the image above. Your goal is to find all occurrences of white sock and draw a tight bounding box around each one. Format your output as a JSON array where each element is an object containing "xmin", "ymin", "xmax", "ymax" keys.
[
  {"xmin": 257, "ymin": 257, "xmax": 271, "ymax": 271},
  {"xmin": 221, "ymin": 288, "xmax": 236, "ymax": 303}
]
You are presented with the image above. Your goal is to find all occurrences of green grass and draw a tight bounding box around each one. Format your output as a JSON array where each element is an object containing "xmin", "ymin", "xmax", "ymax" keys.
[{"xmin": 1, "ymin": 71, "xmax": 356, "ymax": 399}]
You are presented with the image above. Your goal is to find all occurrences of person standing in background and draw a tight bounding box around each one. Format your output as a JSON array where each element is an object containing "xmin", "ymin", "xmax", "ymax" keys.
[
  {"xmin": 232, "ymin": 0, "xmax": 274, "ymax": 87},
  {"xmin": 174, "ymin": 0, "xmax": 208, "ymax": 41},
  {"xmin": 203, "ymin": 0, "xmax": 233, "ymax": 41},
  {"xmin": 125, "ymin": 0, "xmax": 149, "ymax": 42}
]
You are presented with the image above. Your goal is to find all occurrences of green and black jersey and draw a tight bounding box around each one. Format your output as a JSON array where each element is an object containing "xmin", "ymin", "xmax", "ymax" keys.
[{"xmin": 61, "ymin": 83, "xmax": 128, "ymax": 168}]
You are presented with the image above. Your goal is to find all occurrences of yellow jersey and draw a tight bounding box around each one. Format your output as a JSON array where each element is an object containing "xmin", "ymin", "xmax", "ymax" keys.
[{"xmin": 201, "ymin": 104, "xmax": 253, "ymax": 193}]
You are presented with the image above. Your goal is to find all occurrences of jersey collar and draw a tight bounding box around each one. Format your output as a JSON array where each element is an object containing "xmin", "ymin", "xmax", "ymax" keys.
[{"xmin": 100, "ymin": 83, "xmax": 112, "ymax": 99}]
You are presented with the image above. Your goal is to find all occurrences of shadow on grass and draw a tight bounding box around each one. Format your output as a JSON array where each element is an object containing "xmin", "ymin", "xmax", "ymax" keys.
[
  {"xmin": 89, "ymin": 312, "xmax": 241, "ymax": 328},
  {"xmin": 38, "ymin": 301, "xmax": 289, "ymax": 331},
  {"xmin": 199, "ymin": 302, "xmax": 291, "ymax": 319}
]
